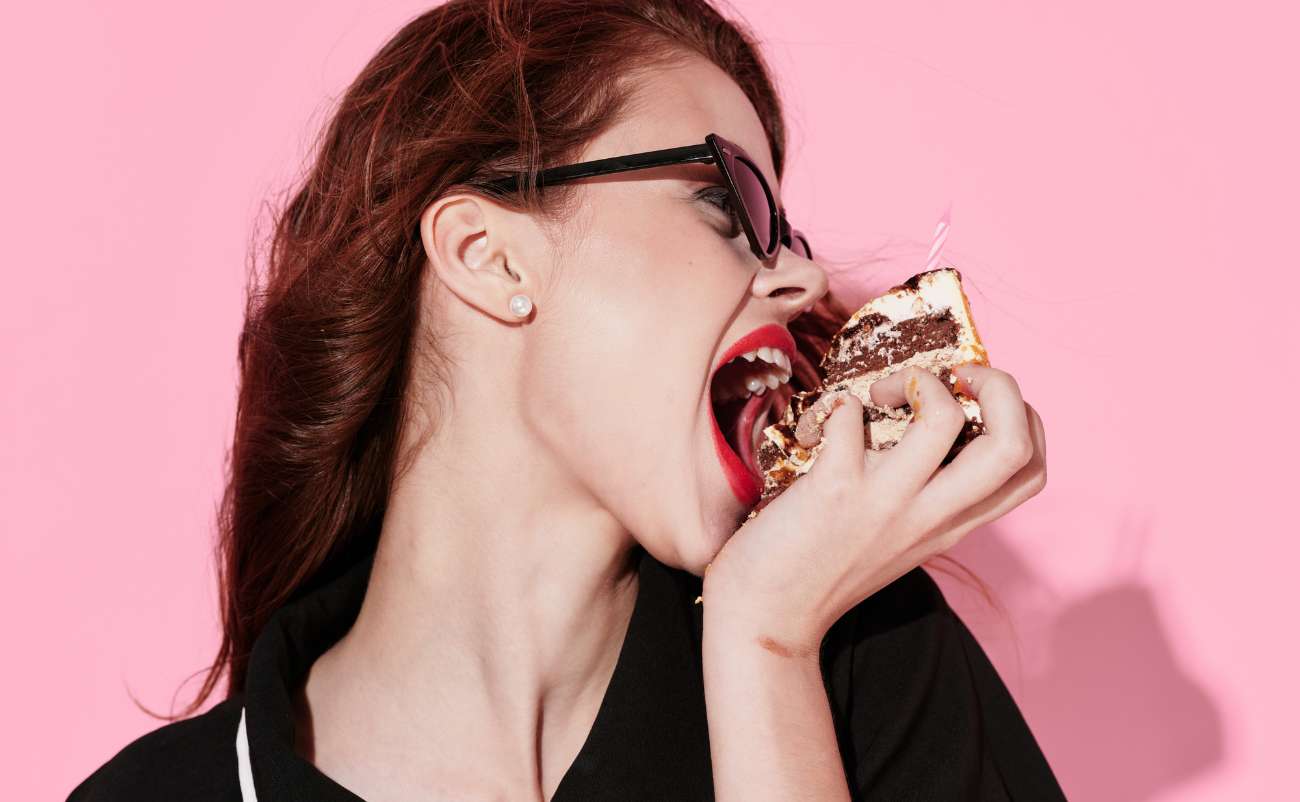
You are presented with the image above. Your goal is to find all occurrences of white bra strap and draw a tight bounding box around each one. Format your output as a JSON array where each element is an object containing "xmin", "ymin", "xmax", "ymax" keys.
[{"xmin": 236, "ymin": 705, "xmax": 260, "ymax": 801}]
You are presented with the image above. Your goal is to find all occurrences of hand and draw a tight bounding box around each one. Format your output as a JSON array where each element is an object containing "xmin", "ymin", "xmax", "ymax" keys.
[{"xmin": 701, "ymin": 364, "xmax": 1047, "ymax": 657}]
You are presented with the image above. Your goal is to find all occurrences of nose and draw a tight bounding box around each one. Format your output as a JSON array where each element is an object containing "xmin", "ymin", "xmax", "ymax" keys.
[{"xmin": 749, "ymin": 247, "xmax": 830, "ymax": 322}]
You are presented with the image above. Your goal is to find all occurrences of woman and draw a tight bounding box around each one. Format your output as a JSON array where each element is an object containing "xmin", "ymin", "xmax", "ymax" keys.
[{"xmin": 69, "ymin": 0, "xmax": 1059, "ymax": 799}]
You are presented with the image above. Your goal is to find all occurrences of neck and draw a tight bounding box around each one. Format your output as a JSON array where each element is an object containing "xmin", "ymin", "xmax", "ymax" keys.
[{"xmin": 296, "ymin": 403, "xmax": 642, "ymax": 801}]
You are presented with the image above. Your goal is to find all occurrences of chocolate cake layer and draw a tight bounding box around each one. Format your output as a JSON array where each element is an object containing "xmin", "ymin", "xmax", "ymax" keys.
[{"xmin": 821, "ymin": 310, "xmax": 961, "ymax": 385}]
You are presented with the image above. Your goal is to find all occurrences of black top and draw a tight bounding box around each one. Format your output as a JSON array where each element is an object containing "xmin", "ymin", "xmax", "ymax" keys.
[{"xmin": 67, "ymin": 547, "xmax": 1066, "ymax": 800}]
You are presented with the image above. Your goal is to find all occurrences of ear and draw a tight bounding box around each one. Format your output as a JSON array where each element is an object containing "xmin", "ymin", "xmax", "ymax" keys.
[{"xmin": 419, "ymin": 193, "xmax": 531, "ymax": 322}]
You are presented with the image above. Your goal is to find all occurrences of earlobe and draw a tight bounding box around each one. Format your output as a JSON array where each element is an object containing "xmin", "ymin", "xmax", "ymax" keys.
[
  {"xmin": 420, "ymin": 194, "xmax": 532, "ymax": 323},
  {"xmin": 508, "ymin": 293, "xmax": 533, "ymax": 319}
]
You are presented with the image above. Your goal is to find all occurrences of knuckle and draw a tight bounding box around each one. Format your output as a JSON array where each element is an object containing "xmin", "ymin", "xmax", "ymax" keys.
[
  {"xmin": 1030, "ymin": 465, "xmax": 1047, "ymax": 494},
  {"xmin": 983, "ymin": 364, "xmax": 1013, "ymax": 382},
  {"xmin": 934, "ymin": 398, "xmax": 967, "ymax": 432},
  {"xmin": 913, "ymin": 370, "xmax": 965, "ymax": 427},
  {"xmin": 816, "ymin": 470, "xmax": 859, "ymax": 506},
  {"xmin": 997, "ymin": 436, "xmax": 1035, "ymax": 471},
  {"xmin": 993, "ymin": 368, "xmax": 1025, "ymax": 397},
  {"xmin": 920, "ymin": 400, "xmax": 966, "ymax": 437}
]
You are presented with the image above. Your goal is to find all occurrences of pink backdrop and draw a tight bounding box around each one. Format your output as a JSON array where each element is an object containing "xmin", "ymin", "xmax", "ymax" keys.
[{"xmin": 4, "ymin": 1, "xmax": 1294, "ymax": 799}]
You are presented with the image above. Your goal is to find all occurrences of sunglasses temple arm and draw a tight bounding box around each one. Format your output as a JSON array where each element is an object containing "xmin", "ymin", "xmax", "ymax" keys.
[{"xmin": 486, "ymin": 144, "xmax": 715, "ymax": 191}]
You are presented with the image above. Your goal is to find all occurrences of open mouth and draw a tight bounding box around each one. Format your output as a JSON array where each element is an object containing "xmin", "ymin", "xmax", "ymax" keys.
[
  {"xmin": 707, "ymin": 322, "xmax": 816, "ymax": 504},
  {"xmin": 710, "ymin": 349, "xmax": 794, "ymax": 481},
  {"xmin": 707, "ymin": 324, "xmax": 821, "ymax": 507}
]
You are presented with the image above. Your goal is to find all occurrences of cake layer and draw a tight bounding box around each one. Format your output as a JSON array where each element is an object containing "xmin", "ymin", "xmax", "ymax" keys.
[
  {"xmin": 751, "ymin": 268, "xmax": 990, "ymax": 514},
  {"xmin": 821, "ymin": 269, "xmax": 986, "ymax": 385}
]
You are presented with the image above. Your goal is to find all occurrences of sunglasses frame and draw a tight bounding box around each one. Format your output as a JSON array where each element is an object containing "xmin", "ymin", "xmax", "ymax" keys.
[{"xmin": 480, "ymin": 133, "xmax": 810, "ymax": 262}]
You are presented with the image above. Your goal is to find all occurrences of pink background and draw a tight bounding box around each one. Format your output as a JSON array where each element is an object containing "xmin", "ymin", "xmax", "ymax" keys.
[{"xmin": 4, "ymin": 1, "xmax": 1294, "ymax": 799}]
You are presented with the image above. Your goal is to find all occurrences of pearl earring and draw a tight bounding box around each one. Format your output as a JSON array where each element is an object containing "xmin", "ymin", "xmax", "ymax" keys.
[{"xmin": 508, "ymin": 294, "xmax": 533, "ymax": 318}]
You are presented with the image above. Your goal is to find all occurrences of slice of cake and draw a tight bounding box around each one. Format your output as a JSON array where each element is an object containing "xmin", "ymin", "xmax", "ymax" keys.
[{"xmin": 752, "ymin": 268, "xmax": 990, "ymax": 514}]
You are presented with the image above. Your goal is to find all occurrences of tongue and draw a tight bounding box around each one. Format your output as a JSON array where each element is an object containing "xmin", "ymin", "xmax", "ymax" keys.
[{"xmin": 735, "ymin": 389, "xmax": 777, "ymax": 479}]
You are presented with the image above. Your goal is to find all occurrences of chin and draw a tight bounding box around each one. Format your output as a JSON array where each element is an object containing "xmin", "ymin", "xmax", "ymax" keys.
[
  {"xmin": 672, "ymin": 545, "xmax": 717, "ymax": 579},
  {"xmin": 638, "ymin": 512, "xmax": 723, "ymax": 579},
  {"xmin": 645, "ymin": 413, "xmax": 747, "ymax": 578},
  {"xmin": 687, "ymin": 504, "xmax": 744, "ymax": 576},
  {"xmin": 635, "ymin": 409, "xmax": 759, "ymax": 578}
]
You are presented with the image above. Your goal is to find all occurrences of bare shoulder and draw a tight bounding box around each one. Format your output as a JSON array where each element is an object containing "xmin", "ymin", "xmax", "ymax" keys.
[{"xmin": 66, "ymin": 696, "xmax": 244, "ymax": 801}]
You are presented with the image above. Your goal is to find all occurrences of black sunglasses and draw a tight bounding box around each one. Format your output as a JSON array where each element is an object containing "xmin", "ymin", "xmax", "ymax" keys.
[{"xmin": 481, "ymin": 133, "xmax": 811, "ymax": 262}]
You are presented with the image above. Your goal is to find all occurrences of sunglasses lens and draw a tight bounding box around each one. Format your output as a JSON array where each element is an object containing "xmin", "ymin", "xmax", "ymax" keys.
[
  {"xmin": 790, "ymin": 231, "xmax": 812, "ymax": 260},
  {"xmin": 732, "ymin": 157, "xmax": 778, "ymax": 256}
]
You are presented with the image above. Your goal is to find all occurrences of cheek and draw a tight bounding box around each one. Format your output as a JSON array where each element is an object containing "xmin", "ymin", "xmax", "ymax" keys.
[
  {"xmin": 518, "ymin": 200, "xmax": 757, "ymax": 551},
  {"xmin": 520, "ymin": 240, "xmax": 715, "ymax": 503},
  {"xmin": 524, "ymin": 261, "xmax": 691, "ymax": 466}
]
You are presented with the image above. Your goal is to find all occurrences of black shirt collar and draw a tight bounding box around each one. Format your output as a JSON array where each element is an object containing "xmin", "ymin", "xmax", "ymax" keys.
[{"xmin": 241, "ymin": 546, "xmax": 714, "ymax": 800}]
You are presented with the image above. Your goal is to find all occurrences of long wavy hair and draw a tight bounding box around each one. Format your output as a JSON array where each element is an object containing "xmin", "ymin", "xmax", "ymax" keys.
[{"xmin": 145, "ymin": 0, "xmax": 998, "ymax": 721}]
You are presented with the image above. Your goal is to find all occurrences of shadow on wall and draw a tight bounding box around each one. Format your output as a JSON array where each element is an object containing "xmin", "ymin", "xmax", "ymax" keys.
[{"xmin": 930, "ymin": 520, "xmax": 1223, "ymax": 802}]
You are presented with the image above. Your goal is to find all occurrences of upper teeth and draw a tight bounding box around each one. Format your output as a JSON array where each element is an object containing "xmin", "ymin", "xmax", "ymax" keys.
[{"xmin": 712, "ymin": 347, "xmax": 793, "ymax": 402}]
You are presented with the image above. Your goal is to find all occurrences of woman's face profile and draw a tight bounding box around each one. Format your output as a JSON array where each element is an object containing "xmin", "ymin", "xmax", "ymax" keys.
[{"xmin": 421, "ymin": 54, "xmax": 828, "ymax": 575}]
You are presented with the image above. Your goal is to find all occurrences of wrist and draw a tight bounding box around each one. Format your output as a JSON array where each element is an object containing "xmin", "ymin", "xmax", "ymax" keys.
[
  {"xmin": 700, "ymin": 583, "xmax": 823, "ymax": 666},
  {"xmin": 699, "ymin": 591, "xmax": 849, "ymax": 802}
]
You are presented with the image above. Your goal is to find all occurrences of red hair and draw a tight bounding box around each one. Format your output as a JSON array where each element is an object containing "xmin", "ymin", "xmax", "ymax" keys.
[{"xmin": 144, "ymin": 0, "xmax": 997, "ymax": 720}]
